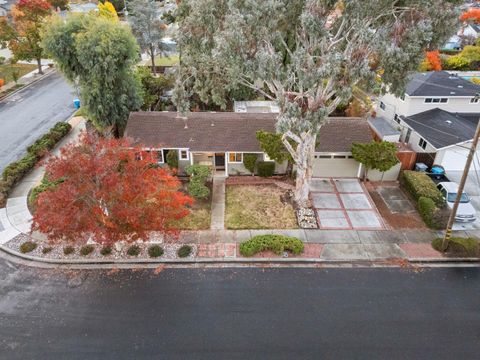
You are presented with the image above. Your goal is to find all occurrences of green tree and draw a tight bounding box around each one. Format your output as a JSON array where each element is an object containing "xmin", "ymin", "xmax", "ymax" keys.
[
  {"xmin": 443, "ymin": 55, "xmax": 470, "ymax": 70},
  {"xmin": 351, "ymin": 141, "xmax": 399, "ymax": 181},
  {"xmin": 166, "ymin": 150, "xmax": 178, "ymax": 169},
  {"xmin": 136, "ymin": 66, "xmax": 174, "ymax": 110},
  {"xmin": 175, "ymin": 0, "xmax": 459, "ymax": 206},
  {"xmin": 42, "ymin": 14, "xmax": 141, "ymax": 136},
  {"xmin": 129, "ymin": 0, "xmax": 167, "ymax": 76}
]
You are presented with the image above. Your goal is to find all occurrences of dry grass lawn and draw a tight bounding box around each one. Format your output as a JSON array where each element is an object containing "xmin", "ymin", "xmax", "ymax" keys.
[
  {"xmin": 174, "ymin": 199, "xmax": 211, "ymax": 230},
  {"xmin": 225, "ymin": 185, "xmax": 298, "ymax": 229},
  {"xmin": 0, "ymin": 63, "xmax": 37, "ymax": 84}
]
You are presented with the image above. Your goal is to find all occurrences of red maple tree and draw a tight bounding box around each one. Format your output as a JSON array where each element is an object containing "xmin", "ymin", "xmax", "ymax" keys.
[
  {"xmin": 425, "ymin": 50, "xmax": 442, "ymax": 71},
  {"xmin": 31, "ymin": 133, "xmax": 192, "ymax": 245}
]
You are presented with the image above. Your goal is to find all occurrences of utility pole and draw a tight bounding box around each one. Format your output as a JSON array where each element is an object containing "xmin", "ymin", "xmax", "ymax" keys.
[{"xmin": 442, "ymin": 111, "xmax": 480, "ymax": 250}]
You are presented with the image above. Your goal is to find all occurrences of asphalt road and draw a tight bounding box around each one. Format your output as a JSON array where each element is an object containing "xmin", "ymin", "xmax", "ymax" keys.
[
  {"xmin": 0, "ymin": 72, "xmax": 75, "ymax": 172},
  {"xmin": 0, "ymin": 261, "xmax": 479, "ymax": 360}
]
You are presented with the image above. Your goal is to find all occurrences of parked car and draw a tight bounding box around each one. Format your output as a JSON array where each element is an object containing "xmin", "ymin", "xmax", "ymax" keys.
[{"xmin": 437, "ymin": 182, "xmax": 477, "ymax": 223}]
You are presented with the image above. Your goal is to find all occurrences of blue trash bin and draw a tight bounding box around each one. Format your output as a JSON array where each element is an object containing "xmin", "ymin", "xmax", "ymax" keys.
[{"xmin": 73, "ymin": 98, "xmax": 81, "ymax": 109}]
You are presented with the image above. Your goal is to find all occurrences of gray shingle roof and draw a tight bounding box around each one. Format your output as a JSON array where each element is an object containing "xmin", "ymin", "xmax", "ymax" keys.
[
  {"xmin": 405, "ymin": 71, "xmax": 480, "ymax": 97},
  {"xmin": 401, "ymin": 108, "xmax": 480, "ymax": 149},
  {"xmin": 124, "ymin": 112, "xmax": 372, "ymax": 153}
]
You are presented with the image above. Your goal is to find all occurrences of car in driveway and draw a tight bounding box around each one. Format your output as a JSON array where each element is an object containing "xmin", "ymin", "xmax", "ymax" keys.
[{"xmin": 437, "ymin": 182, "xmax": 477, "ymax": 223}]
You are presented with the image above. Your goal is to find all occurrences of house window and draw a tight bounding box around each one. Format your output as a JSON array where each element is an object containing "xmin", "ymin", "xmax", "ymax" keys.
[
  {"xmin": 394, "ymin": 114, "xmax": 401, "ymax": 124},
  {"xmin": 318, "ymin": 155, "xmax": 332, "ymax": 159},
  {"xmin": 471, "ymin": 98, "xmax": 479, "ymax": 103},
  {"xmin": 263, "ymin": 153, "xmax": 274, "ymax": 162},
  {"xmin": 179, "ymin": 149, "xmax": 189, "ymax": 161},
  {"xmin": 418, "ymin": 138, "xmax": 428, "ymax": 150},
  {"xmin": 156, "ymin": 150, "xmax": 164, "ymax": 164},
  {"xmin": 379, "ymin": 101, "xmax": 386, "ymax": 111},
  {"xmin": 333, "ymin": 155, "xmax": 347, "ymax": 159},
  {"xmin": 400, "ymin": 94, "xmax": 405, "ymax": 101},
  {"xmin": 425, "ymin": 98, "xmax": 448, "ymax": 103},
  {"xmin": 228, "ymin": 152, "xmax": 243, "ymax": 163}
]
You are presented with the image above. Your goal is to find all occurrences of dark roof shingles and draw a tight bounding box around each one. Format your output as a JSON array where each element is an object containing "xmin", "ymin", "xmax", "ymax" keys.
[
  {"xmin": 124, "ymin": 112, "xmax": 372, "ymax": 153},
  {"xmin": 405, "ymin": 71, "xmax": 480, "ymax": 97}
]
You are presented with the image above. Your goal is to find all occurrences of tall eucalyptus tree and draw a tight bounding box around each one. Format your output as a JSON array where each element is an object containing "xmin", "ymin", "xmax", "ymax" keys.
[{"xmin": 175, "ymin": 0, "xmax": 460, "ymax": 205}]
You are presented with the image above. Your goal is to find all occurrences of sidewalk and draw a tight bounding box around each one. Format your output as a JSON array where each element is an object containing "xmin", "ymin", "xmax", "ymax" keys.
[{"xmin": 0, "ymin": 64, "xmax": 56, "ymax": 100}]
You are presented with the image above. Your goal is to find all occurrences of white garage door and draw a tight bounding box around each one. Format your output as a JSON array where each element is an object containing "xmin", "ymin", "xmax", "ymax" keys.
[
  {"xmin": 440, "ymin": 148, "xmax": 480, "ymax": 172},
  {"xmin": 313, "ymin": 157, "xmax": 360, "ymax": 178}
]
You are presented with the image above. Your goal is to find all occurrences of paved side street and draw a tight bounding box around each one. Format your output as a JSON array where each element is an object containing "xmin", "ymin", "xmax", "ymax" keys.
[{"xmin": 1, "ymin": 261, "xmax": 479, "ymax": 360}]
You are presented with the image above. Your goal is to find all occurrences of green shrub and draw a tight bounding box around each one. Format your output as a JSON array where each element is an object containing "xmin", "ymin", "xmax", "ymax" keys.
[
  {"xmin": 185, "ymin": 164, "xmax": 211, "ymax": 182},
  {"xmin": 239, "ymin": 235, "xmax": 304, "ymax": 257},
  {"xmin": 2, "ymin": 153, "xmax": 38, "ymax": 183},
  {"xmin": 257, "ymin": 161, "xmax": 275, "ymax": 177},
  {"xmin": 418, "ymin": 197, "xmax": 450, "ymax": 229},
  {"xmin": 80, "ymin": 245, "xmax": 95, "ymax": 256},
  {"xmin": 177, "ymin": 244, "xmax": 192, "ymax": 258},
  {"xmin": 401, "ymin": 171, "xmax": 444, "ymax": 207},
  {"xmin": 148, "ymin": 245, "xmax": 164, "ymax": 258},
  {"xmin": 243, "ymin": 153, "xmax": 258, "ymax": 174},
  {"xmin": 432, "ymin": 237, "xmax": 479, "ymax": 257},
  {"xmin": 127, "ymin": 245, "xmax": 141, "ymax": 256},
  {"xmin": 20, "ymin": 241, "xmax": 37, "ymax": 253},
  {"xmin": 29, "ymin": 175, "xmax": 64, "ymax": 205},
  {"xmin": 100, "ymin": 246, "xmax": 112, "ymax": 256},
  {"xmin": 188, "ymin": 179, "xmax": 210, "ymax": 199},
  {"xmin": 42, "ymin": 246, "xmax": 53, "ymax": 254},
  {"xmin": 166, "ymin": 150, "xmax": 178, "ymax": 169},
  {"xmin": 63, "ymin": 246, "xmax": 75, "ymax": 255}
]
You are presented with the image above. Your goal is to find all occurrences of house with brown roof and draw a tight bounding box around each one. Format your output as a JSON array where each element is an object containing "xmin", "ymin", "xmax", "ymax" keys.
[{"xmin": 124, "ymin": 112, "xmax": 374, "ymax": 178}]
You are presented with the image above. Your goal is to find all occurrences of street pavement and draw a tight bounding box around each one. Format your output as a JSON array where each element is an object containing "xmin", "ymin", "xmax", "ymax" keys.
[
  {"xmin": 0, "ymin": 71, "xmax": 75, "ymax": 172},
  {"xmin": 0, "ymin": 258, "xmax": 479, "ymax": 359}
]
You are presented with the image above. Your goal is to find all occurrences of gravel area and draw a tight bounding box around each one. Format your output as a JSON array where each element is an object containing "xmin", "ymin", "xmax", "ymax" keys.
[{"xmin": 4, "ymin": 234, "xmax": 197, "ymax": 261}]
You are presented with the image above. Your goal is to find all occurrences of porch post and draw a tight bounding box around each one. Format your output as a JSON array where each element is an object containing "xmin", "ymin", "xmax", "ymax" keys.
[
  {"xmin": 190, "ymin": 151, "xmax": 193, "ymax": 166},
  {"xmin": 357, "ymin": 163, "xmax": 363, "ymax": 179},
  {"xmin": 225, "ymin": 152, "xmax": 229, "ymax": 177}
]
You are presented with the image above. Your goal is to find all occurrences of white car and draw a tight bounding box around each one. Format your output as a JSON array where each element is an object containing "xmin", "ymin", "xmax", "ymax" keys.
[{"xmin": 437, "ymin": 182, "xmax": 477, "ymax": 223}]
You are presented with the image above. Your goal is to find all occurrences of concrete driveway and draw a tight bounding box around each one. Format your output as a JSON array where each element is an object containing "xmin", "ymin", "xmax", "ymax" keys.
[
  {"xmin": 310, "ymin": 178, "xmax": 385, "ymax": 230},
  {"xmin": 445, "ymin": 170, "xmax": 480, "ymax": 230}
]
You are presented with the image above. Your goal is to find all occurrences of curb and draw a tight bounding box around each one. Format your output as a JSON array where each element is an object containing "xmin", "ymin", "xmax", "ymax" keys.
[
  {"xmin": 0, "ymin": 68, "xmax": 57, "ymax": 102},
  {"xmin": 2, "ymin": 244, "xmax": 479, "ymax": 268}
]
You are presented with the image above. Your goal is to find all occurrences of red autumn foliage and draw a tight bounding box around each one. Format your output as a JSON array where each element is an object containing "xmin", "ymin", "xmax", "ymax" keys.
[
  {"xmin": 460, "ymin": 8, "xmax": 480, "ymax": 23},
  {"xmin": 31, "ymin": 133, "xmax": 192, "ymax": 245},
  {"xmin": 426, "ymin": 50, "xmax": 442, "ymax": 71}
]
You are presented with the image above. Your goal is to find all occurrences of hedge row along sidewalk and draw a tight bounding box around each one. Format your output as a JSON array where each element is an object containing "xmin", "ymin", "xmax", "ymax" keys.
[{"xmin": 0, "ymin": 121, "xmax": 72, "ymax": 207}]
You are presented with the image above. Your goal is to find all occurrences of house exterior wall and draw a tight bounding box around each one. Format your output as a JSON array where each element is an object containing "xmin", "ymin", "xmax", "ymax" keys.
[
  {"xmin": 227, "ymin": 154, "xmax": 288, "ymax": 176},
  {"xmin": 378, "ymin": 94, "xmax": 480, "ymax": 120},
  {"xmin": 367, "ymin": 163, "xmax": 402, "ymax": 181},
  {"xmin": 402, "ymin": 127, "xmax": 437, "ymax": 153},
  {"xmin": 312, "ymin": 153, "xmax": 363, "ymax": 178},
  {"xmin": 435, "ymin": 142, "xmax": 480, "ymax": 172}
]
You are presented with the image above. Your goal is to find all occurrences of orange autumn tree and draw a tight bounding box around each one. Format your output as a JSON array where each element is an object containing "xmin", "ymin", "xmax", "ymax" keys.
[
  {"xmin": 426, "ymin": 50, "xmax": 442, "ymax": 71},
  {"xmin": 460, "ymin": 8, "xmax": 480, "ymax": 23},
  {"xmin": 31, "ymin": 133, "xmax": 192, "ymax": 245}
]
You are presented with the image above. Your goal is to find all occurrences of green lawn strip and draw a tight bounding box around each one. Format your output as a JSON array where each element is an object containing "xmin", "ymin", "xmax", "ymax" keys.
[{"xmin": 0, "ymin": 63, "xmax": 37, "ymax": 84}]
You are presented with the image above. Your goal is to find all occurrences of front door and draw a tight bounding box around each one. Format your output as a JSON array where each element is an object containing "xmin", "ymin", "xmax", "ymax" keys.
[{"xmin": 215, "ymin": 153, "xmax": 225, "ymax": 168}]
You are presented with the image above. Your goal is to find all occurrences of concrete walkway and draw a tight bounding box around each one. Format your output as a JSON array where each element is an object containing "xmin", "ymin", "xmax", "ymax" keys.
[
  {"xmin": 0, "ymin": 117, "xmax": 85, "ymax": 245},
  {"xmin": 211, "ymin": 176, "xmax": 226, "ymax": 230}
]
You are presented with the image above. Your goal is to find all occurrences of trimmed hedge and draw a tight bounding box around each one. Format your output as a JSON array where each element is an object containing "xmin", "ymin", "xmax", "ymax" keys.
[
  {"xmin": 418, "ymin": 197, "xmax": 450, "ymax": 230},
  {"xmin": 401, "ymin": 171, "xmax": 444, "ymax": 207},
  {"xmin": 20, "ymin": 241, "xmax": 37, "ymax": 253},
  {"xmin": 257, "ymin": 161, "xmax": 275, "ymax": 177},
  {"xmin": 0, "ymin": 122, "xmax": 71, "ymax": 208},
  {"xmin": 127, "ymin": 245, "xmax": 141, "ymax": 256},
  {"xmin": 177, "ymin": 244, "xmax": 193, "ymax": 258},
  {"xmin": 148, "ymin": 245, "xmax": 164, "ymax": 258},
  {"xmin": 239, "ymin": 235, "xmax": 304, "ymax": 257},
  {"xmin": 80, "ymin": 245, "xmax": 95, "ymax": 256},
  {"xmin": 432, "ymin": 237, "xmax": 479, "ymax": 257}
]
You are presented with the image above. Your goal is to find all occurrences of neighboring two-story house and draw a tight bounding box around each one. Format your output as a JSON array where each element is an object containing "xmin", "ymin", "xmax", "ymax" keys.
[{"xmin": 374, "ymin": 71, "xmax": 480, "ymax": 173}]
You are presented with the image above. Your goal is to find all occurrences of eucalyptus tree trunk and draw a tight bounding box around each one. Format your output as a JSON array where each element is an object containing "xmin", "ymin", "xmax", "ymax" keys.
[{"xmin": 283, "ymin": 131, "xmax": 317, "ymax": 207}]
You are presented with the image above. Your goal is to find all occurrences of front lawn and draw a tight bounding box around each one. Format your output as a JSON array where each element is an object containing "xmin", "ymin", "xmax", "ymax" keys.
[
  {"xmin": 174, "ymin": 198, "xmax": 211, "ymax": 230},
  {"xmin": 153, "ymin": 55, "xmax": 180, "ymax": 67},
  {"xmin": 0, "ymin": 63, "xmax": 37, "ymax": 84},
  {"xmin": 225, "ymin": 185, "xmax": 298, "ymax": 229}
]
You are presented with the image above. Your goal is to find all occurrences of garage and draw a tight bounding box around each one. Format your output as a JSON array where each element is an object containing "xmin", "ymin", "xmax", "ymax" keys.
[
  {"xmin": 436, "ymin": 144, "xmax": 480, "ymax": 172},
  {"xmin": 313, "ymin": 154, "xmax": 361, "ymax": 178}
]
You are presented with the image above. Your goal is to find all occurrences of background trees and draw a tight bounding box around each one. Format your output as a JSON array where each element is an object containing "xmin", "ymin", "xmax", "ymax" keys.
[
  {"xmin": 42, "ymin": 14, "xmax": 141, "ymax": 136},
  {"xmin": 31, "ymin": 133, "xmax": 192, "ymax": 245},
  {"xmin": 175, "ymin": 0, "xmax": 459, "ymax": 206},
  {"xmin": 0, "ymin": 0, "xmax": 52, "ymax": 74},
  {"xmin": 129, "ymin": 0, "xmax": 167, "ymax": 75}
]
